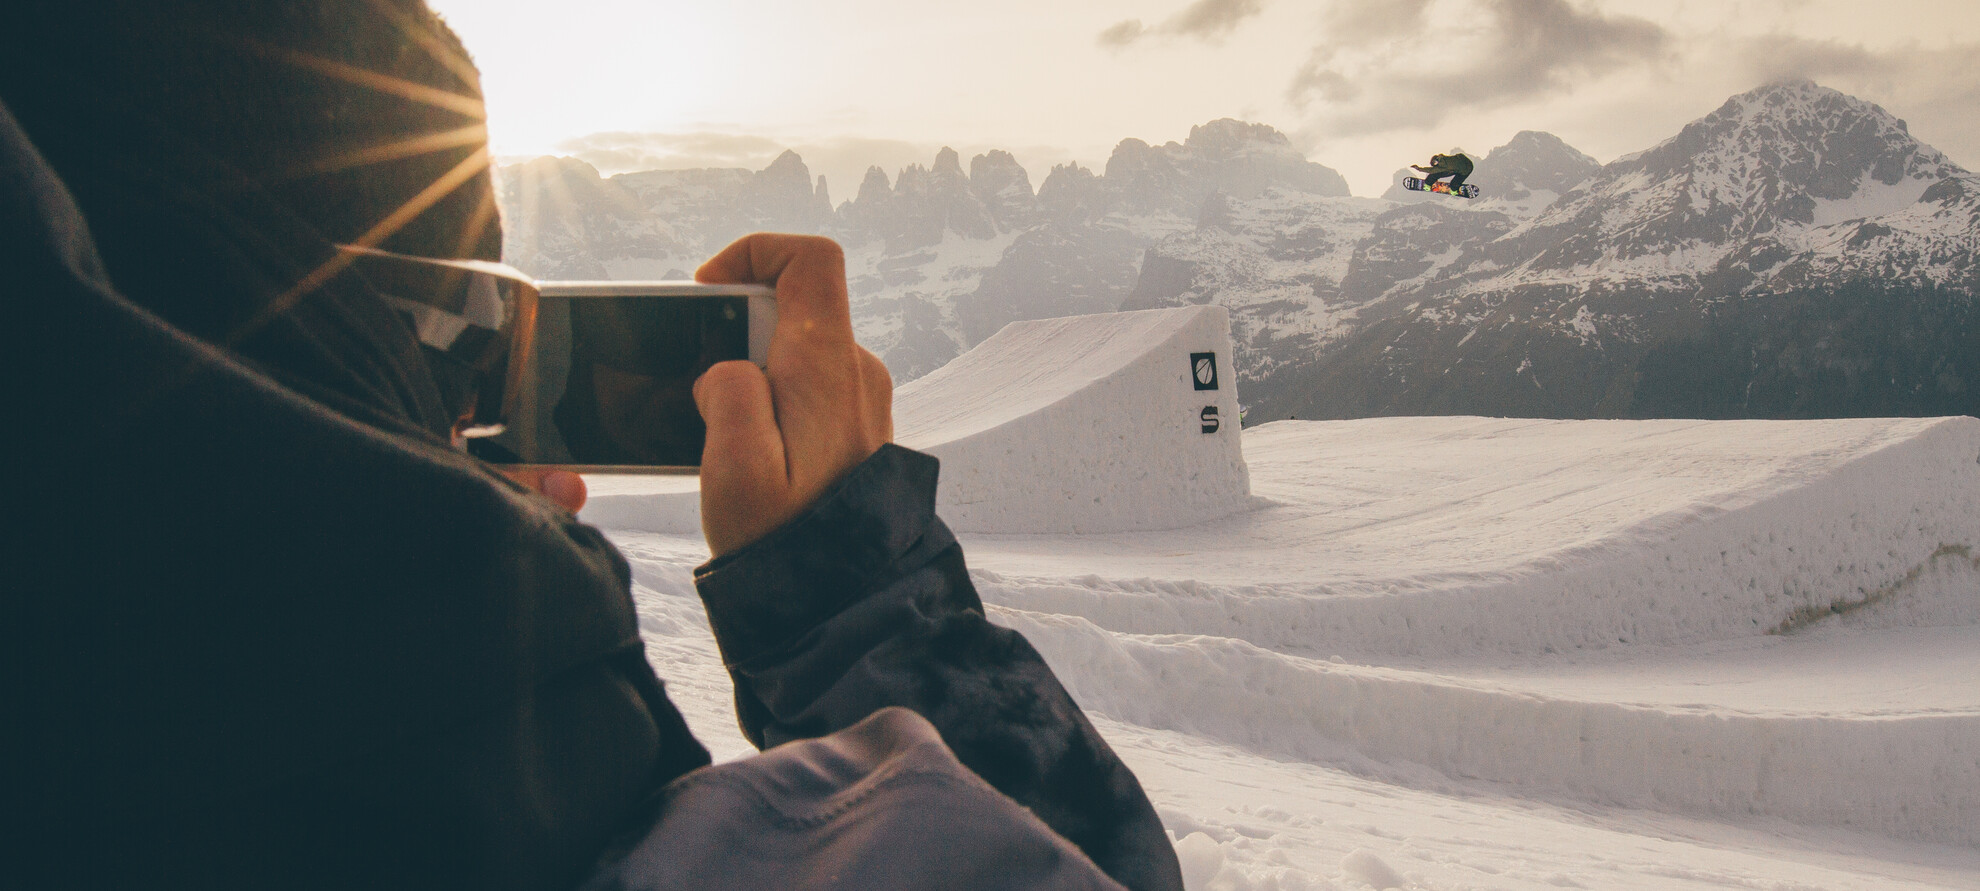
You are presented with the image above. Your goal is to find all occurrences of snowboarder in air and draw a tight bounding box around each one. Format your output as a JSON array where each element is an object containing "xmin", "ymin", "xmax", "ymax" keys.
[{"xmin": 1412, "ymin": 152, "xmax": 1474, "ymax": 193}]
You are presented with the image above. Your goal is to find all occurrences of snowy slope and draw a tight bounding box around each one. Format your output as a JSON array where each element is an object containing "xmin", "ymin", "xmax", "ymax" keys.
[{"xmin": 593, "ymin": 413, "xmax": 1980, "ymax": 889}]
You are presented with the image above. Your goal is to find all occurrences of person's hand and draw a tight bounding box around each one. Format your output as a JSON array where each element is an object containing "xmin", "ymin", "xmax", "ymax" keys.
[
  {"xmin": 693, "ymin": 234, "xmax": 893, "ymax": 556},
  {"xmin": 498, "ymin": 467, "xmax": 588, "ymax": 514}
]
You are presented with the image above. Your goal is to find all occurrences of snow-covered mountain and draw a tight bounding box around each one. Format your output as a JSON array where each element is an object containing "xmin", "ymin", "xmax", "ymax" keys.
[
  {"xmin": 1275, "ymin": 80, "xmax": 1978, "ymax": 421},
  {"xmin": 495, "ymin": 81, "xmax": 1978, "ymax": 420},
  {"xmin": 1498, "ymin": 80, "xmax": 1968, "ymax": 290},
  {"xmin": 497, "ymin": 118, "xmax": 1353, "ymax": 380}
]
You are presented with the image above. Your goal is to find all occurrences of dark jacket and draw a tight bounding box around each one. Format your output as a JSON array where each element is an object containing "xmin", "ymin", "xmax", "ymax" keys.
[
  {"xmin": 6, "ymin": 98, "xmax": 1181, "ymax": 891},
  {"xmin": 1421, "ymin": 153, "xmax": 1474, "ymax": 176}
]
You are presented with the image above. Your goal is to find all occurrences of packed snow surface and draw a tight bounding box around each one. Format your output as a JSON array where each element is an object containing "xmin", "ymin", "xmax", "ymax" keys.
[{"xmin": 596, "ymin": 413, "xmax": 1980, "ymax": 890}]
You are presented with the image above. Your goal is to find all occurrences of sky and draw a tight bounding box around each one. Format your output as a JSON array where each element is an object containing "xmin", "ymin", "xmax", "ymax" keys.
[{"xmin": 427, "ymin": 0, "xmax": 1980, "ymax": 199}]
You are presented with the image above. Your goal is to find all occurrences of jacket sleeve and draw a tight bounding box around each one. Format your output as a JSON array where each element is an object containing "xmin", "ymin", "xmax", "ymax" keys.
[{"xmin": 693, "ymin": 445, "xmax": 1184, "ymax": 891}]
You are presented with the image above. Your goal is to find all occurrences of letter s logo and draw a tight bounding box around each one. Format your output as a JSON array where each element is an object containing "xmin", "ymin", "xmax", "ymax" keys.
[{"xmin": 1200, "ymin": 406, "xmax": 1220, "ymax": 434}]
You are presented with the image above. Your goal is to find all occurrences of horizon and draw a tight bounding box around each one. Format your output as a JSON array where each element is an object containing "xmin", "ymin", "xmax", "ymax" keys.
[
  {"xmin": 485, "ymin": 78, "xmax": 1928, "ymax": 205},
  {"xmin": 428, "ymin": 0, "xmax": 1978, "ymax": 199}
]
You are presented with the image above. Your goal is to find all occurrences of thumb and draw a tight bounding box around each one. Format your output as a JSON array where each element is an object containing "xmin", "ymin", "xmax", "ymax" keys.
[{"xmin": 694, "ymin": 360, "xmax": 790, "ymax": 553}]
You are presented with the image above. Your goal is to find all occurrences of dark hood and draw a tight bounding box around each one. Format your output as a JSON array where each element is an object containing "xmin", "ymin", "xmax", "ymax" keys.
[
  {"xmin": 1, "ymin": 90, "xmax": 466, "ymax": 441},
  {"xmin": 7, "ymin": 94, "xmax": 706, "ymax": 890}
]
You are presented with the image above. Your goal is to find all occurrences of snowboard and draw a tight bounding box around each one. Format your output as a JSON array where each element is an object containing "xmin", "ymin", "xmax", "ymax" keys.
[{"xmin": 1403, "ymin": 177, "xmax": 1479, "ymax": 199}]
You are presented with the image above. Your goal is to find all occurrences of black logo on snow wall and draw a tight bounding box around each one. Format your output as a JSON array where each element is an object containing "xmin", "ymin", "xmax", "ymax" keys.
[
  {"xmin": 1200, "ymin": 406, "xmax": 1220, "ymax": 434},
  {"xmin": 1191, "ymin": 353, "xmax": 1219, "ymax": 390}
]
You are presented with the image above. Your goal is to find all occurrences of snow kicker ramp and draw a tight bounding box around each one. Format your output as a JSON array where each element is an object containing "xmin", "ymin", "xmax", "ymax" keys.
[
  {"xmin": 581, "ymin": 305, "xmax": 1253, "ymax": 534},
  {"xmin": 961, "ymin": 416, "xmax": 1980, "ymax": 847},
  {"xmin": 891, "ymin": 305, "xmax": 1251, "ymax": 533}
]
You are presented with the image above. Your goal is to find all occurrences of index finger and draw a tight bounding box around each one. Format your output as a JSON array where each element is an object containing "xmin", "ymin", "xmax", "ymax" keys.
[{"xmin": 696, "ymin": 233, "xmax": 852, "ymax": 338}]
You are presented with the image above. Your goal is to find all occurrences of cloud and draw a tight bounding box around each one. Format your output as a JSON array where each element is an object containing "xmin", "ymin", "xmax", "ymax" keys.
[
  {"xmin": 1097, "ymin": 20, "xmax": 1147, "ymax": 48},
  {"xmin": 1729, "ymin": 34, "xmax": 1980, "ymax": 167},
  {"xmin": 1323, "ymin": 0, "xmax": 1434, "ymax": 44},
  {"xmin": 1736, "ymin": 33, "xmax": 1980, "ymax": 100},
  {"xmin": 1170, "ymin": 0, "xmax": 1266, "ymax": 37},
  {"xmin": 1099, "ymin": 0, "xmax": 1266, "ymax": 47},
  {"xmin": 550, "ymin": 131, "xmax": 789, "ymax": 174},
  {"xmin": 1289, "ymin": 0, "xmax": 1671, "ymax": 135}
]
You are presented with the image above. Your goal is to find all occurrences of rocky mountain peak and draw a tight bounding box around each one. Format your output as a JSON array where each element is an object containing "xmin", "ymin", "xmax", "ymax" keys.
[
  {"xmin": 1103, "ymin": 138, "xmax": 1170, "ymax": 179},
  {"xmin": 496, "ymin": 155, "xmax": 658, "ymax": 279},
  {"xmin": 1627, "ymin": 80, "xmax": 1957, "ymax": 208},
  {"xmin": 1188, "ymin": 119, "xmax": 1350, "ymax": 198},
  {"xmin": 499, "ymin": 154, "xmax": 657, "ymax": 220},
  {"xmin": 1037, "ymin": 162, "xmax": 1104, "ymax": 220},
  {"xmin": 843, "ymin": 166, "xmax": 894, "ymax": 230},
  {"xmin": 970, "ymin": 150, "xmax": 1031, "ymax": 195},
  {"xmin": 1509, "ymin": 80, "xmax": 1968, "ymax": 272},
  {"xmin": 858, "ymin": 148, "xmax": 997, "ymax": 247},
  {"xmin": 1484, "ymin": 131, "xmax": 1600, "ymax": 196},
  {"xmin": 933, "ymin": 146, "xmax": 965, "ymax": 177},
  {"xmin": 744, "ymin": 149, "xmax": 828, "ymax": 226},
  {"xmin": 1102, "ymin": 121, "xmax": 1350, "ymax": 213},
  {"xmin": 854, "ymin": 166, "xmax": 891, "ymax": 204},
  {"xmin": 754, "ymin": 149, "xmax": 813, "ymax": 189},
  {"xmin": 1185, "ymin": 118, "xmax": 1294, "ymax": 159},
  {"xmin": 497, "ymin": 155, "xmax": 626, "ymax": 210},
  {"xmin": 1103, "ymin": 137, "xmax": 1189, "ymax": 213},
  {"xmin": 970, "ymin": 149, "xmax": 1036, "ymax": 228}
]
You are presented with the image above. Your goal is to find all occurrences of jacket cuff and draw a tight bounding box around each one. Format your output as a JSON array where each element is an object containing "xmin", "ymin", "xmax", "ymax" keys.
[{"xmin": 694, "ymin": 444, "xmax": 943, "ymax": 665}]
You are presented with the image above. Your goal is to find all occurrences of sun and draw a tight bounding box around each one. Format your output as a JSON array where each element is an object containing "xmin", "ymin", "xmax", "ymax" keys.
[{"xmin": 425, "ymin": 0, "xmax": 743, "ymax": 157}]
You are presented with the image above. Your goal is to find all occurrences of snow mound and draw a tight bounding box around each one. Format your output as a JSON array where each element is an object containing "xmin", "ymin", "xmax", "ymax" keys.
[
  {"xmin": 975, "ymin": 416, "xmax": 1980, "ymax": 657},
  {"xmin": 967, "ymin": 415, "xmax": 1980, "ymax": 847}
]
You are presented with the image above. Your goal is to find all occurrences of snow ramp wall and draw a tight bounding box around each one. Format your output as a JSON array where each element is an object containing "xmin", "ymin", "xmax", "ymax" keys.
[{"xmin": 892, "ymin": 305, "xmax": 1253, "ymax": 534}]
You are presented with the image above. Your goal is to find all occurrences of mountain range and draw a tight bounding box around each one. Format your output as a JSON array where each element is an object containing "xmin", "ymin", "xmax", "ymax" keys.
[{"xmin": 496, "ymin": 81, "xmax": 1978, "ymax": 421}]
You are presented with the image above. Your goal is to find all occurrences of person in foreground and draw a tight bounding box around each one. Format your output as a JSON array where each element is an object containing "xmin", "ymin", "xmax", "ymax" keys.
[{"xmin": 5, "ymin": 2, "xmax": 1184, "ymax": 889}]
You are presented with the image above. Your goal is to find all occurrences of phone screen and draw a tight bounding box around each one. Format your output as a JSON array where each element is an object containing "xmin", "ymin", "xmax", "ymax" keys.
[{"xmin": 470, "ymin": 294, "xmax": 750, "ymax": 470}]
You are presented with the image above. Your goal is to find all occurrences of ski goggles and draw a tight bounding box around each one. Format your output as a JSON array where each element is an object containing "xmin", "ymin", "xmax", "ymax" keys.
[{"xmin": 336, "ymin": 244, "xmax": 539, "ymax": 438}]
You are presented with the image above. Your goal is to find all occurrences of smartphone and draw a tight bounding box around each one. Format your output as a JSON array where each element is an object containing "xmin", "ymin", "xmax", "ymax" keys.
[{"xmin": 469, "ymin": 281, "xmax": 776, "ymax": 473}]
